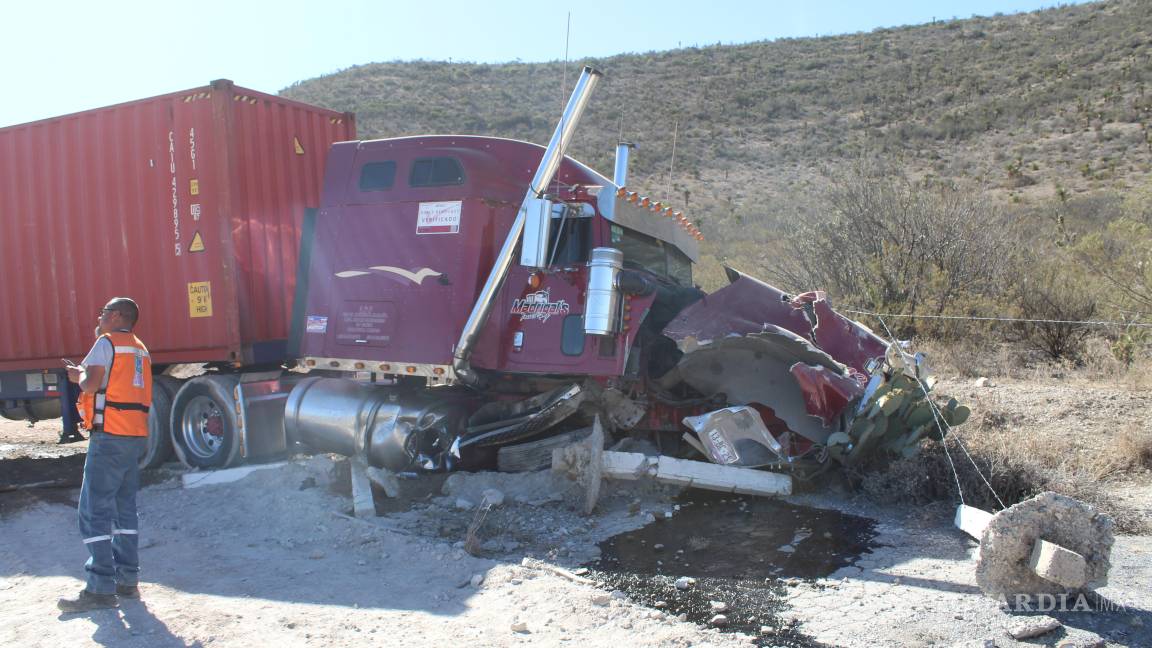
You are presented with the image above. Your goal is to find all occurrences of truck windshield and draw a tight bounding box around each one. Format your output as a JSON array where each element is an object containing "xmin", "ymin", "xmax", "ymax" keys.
[{"xmin": 613, "ymin": 226, "xmax": 692, "ymax": 285}]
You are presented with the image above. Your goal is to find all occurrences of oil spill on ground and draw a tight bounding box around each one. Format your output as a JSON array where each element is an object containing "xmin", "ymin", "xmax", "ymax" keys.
[
  {"xmin": 0, "ymin": 451, "xmax": 176, "ymax": 516},
  {"xmin": 587, "ymin": 492, "xmax": 877, "ymax": 647}
]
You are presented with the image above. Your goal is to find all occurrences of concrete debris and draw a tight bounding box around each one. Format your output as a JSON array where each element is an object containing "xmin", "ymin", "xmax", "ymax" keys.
[
  {"xmin": 363, "ymin": 465, "xmax": 399, "ymax": 498},
  {"xmin": 1029, "ymin": 539, "xmax": 1088, "ymax": 589},
  {"xmin": 1007, "ymin": 615, "xmax": 1062, "ymax": 640},
  {"xmin": 553, "ymin": 417, "xmax": 792, "ymax": 514},
  {"xmin": 975, "ymin": 492, "xmax": 1113, "ymax": 597}
]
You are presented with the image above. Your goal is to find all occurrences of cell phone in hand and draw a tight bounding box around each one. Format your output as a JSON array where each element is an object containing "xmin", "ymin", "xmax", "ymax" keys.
[{"xmin": 62, "ymin": 358, "xmax": 78, "ymax": 368}]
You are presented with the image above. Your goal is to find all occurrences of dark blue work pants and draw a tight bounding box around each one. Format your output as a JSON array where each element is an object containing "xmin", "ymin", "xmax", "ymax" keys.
[{"xmin": 78, "ymin": 431, "xmax": 146, "ymax": 594}]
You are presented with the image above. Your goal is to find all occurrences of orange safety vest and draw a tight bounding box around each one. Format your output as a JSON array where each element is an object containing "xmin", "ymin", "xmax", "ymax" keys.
[
  {"xmin": 88, "ymin": 332, "xmax": 153, "ymax": 437},
  {"xmin": 78, "ymin": 391, "xmax": 95, "ymax": 430}
]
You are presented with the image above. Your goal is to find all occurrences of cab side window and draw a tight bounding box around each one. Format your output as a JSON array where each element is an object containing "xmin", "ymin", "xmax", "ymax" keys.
[
  {"xmin": 409, "ymin": 157, "xmax": 465, "ymax": 187},
  {"xmin": 359, "ymin": 161, "xmax": 396, "ymax": 191}
]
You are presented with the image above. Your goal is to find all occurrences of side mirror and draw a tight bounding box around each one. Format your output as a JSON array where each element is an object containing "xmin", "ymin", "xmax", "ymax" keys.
[{"xmin": 519, "ymin": 197, "xmax": 554, "ymax": 268}]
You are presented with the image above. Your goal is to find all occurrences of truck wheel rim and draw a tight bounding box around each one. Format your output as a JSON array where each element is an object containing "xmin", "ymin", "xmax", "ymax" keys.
[{"xmin": 181, "ymin": 395, "xmax": 226, "ymax": 459}]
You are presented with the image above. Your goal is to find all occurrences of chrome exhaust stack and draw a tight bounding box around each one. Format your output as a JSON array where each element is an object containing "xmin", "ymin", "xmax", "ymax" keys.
[
  {"xmin": 613, "ymin": 141, "xmax": 634, "ymax": 187},
  {"xmin": 452, "ymin": 66, "xmax": 603, "ymax": 385}
]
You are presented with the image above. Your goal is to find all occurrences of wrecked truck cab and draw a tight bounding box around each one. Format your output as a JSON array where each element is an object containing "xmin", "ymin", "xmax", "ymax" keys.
[
  {"xmin": 283, "ymin": 66, "xmax": 968, "ymax": 477},
  {"xmin": 659, "ymin": 267, "xmax": 969, "ymax": 469}
]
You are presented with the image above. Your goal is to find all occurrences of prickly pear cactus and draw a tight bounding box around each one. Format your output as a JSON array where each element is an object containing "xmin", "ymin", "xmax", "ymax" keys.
[{"xmin": 826, "ymin": 372, "xmax": 969, "ymax": 465}]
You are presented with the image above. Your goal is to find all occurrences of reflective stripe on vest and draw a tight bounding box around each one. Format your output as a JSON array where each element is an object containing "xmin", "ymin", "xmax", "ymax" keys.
[{"xmin": 94, "ymin": 332, "xmax": 153, "ymax": 437}]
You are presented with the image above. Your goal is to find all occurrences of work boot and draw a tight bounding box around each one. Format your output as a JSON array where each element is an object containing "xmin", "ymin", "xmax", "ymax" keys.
[
  {"xmin": 116, "ymin": 584, "xmax": 140, "ymax": 599},
  {"xmin": 57, "ymin": 430, "xmax": 86, "ymax": 444},
  {"xmin": 57, "ymin": 589, "xmax": 118, "ymax": 612}
]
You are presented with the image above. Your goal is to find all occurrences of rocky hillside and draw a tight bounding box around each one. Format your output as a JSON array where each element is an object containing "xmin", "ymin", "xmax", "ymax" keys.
[{"xmin": 282, "ymin": 0, "xmax": 1151, "ymax": 244}]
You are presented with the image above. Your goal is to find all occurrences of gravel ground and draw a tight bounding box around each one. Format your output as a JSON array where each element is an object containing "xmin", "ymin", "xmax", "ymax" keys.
[{"xmin": 1, "ymin": 370, "xmax": 1149, "ymax": 647}]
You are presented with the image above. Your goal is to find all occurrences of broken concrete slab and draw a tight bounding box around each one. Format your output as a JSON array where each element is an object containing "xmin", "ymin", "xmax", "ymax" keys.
[
  {"xmin": 976, "ymin": 492, "xmax": 1113, "ymax": 597},
  {"xmin": 181, "ymin": 461, "xmax": 288, "ymax": 489}
]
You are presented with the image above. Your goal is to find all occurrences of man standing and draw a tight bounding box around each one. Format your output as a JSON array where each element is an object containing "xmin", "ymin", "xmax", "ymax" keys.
[{"xmin": 58, "ymin": 298, "xmax": 153, "ymax": 612}]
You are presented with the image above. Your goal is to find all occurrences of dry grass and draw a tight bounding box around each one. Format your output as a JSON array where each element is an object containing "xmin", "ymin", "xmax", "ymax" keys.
[
  {"xmin": 916, "ymin": 336, "xmax": 1152, "ymax": 389},
  {"xmin": 860, "ymin": 426, "xmax": 1152, "ymax": 533},
  {"xmin": 859, "ymin": 338, "xmax": 1152, "ymax": 533}
]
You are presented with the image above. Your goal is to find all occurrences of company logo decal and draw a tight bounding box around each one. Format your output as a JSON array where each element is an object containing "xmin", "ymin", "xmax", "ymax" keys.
[
  {"xmin": 335, "ymin": 266, "xmax": 443, "ymax": 285},
  {"xmin": 511, "ymin": 288, "xmax": 570, "ymax": 323}
]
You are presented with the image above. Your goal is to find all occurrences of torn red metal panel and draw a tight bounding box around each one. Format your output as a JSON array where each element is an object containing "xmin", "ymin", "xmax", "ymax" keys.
[
  {"xmin": 662, "ymin": 268, "xmax": 887, "ymax": 377},
  {"xmin": 789, "ymin": 363, "xmax": 864, "ymax": 427}
]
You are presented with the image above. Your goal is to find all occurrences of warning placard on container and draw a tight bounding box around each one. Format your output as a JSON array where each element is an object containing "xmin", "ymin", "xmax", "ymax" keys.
[
  {"xmin": 188, "ymin": 281, "xmax": 213, "ymax": 318},
  {"xmin": 189, "ymin": 231, "xmax": 206, "ymax": 253},
  {"xmin": 416, "ymin": 201, "xmax": 461, "ymax": 235}
]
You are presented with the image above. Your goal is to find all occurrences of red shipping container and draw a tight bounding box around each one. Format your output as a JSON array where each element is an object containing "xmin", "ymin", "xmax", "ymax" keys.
[{"xmin": 0, "ymin": 80, "xmax": 356, "ymax": 371}]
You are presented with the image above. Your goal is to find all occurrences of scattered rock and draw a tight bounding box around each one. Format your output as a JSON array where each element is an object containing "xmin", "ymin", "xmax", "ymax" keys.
[
  {"xmin": 454, "ymin": 498, "xmax": 475, "ymax": 510},
  {"xmin": 675, "ymin": 577, "xmax": 696, "ymax": 590},
  {"xmin": 654, "ymin": 601, "xmax": 668, "ymax": 608},
  {"xmin": 510, "ymin": 621, "xmax": 529, "ymax": 634},
  {"xmin": 1008, "ymin": 615, "xmax": 1062, "ymax": 640},
  {"xmin": 975, "ymin": 377, "xmax": 992, "ymax": 388},
  {"xmin": 482, "ymin": 488, "xmax": 505, "ymax": 507},
  {"xmin": 307, "ymin": 550, "xmax": 326, "ymax": 560},
  {"xmin": 611, "ymin": 590, "xmax": 627, "ymax": 600},
  {"xmin": 708, "ymin": 614, "xmax": 728, "ymax": 627},
  {"xmin": 470, "ymin": 574, "xmax": 484, "ymax": 588},
  {"xmin": 591, "ymin": 593, "xmax": 611, "ymax": 607},
  {"xmin": 709, "ymin": 601, "xmax": 728, "ymax": 612}
]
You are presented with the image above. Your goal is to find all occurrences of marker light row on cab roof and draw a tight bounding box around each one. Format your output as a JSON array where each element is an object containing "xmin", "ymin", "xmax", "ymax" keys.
[{"xmin": 616, "ymin": 187, "xmax": 704, "ymax": 241}]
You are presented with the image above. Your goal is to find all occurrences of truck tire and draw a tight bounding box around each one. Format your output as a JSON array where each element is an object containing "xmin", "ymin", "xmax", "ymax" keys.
[
  {"xmin": 138, "ymin": 376, "xmax": 180, "ymax": 469},
  {"xmin": 170, "ymin": 375, "xmax": 242, "ymax": 469}
]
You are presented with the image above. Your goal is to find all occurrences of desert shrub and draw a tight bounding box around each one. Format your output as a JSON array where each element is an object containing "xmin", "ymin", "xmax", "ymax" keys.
[
  {"xmin": 1075, "ymin": 218, "xmax": 1152, "ymax": 314},
  {"xmin": 768, "ymin": 164, "xmax": 1017, "ymax": 339},
  {"xmin": 1009, "ymin": 260, "xmax": 1097, "ymax": 361}
]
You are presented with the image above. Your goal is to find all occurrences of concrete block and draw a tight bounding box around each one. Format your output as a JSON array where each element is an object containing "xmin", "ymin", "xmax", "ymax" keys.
[
  {"xmin": 1029, "ymin": 538, "xmax": 1087, "ymax": 589},
  {"xmin": 350, "ymin": 460, "xmax": 375, "ymax": 518}
]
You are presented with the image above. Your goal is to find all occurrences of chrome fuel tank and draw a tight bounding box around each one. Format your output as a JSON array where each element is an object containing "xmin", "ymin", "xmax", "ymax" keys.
[{"xmin": 284, "ymin": 377, "xmax": 468, "ymax": 471}]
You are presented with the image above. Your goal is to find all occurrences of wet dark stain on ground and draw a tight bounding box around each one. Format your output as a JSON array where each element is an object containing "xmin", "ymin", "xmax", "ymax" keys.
[
  {"xmin": 587, "ymin": 492, "xmax": 878, "ymax": 647},
  {"xmin": 0, "ymin": 451, "xmax": 173, "ymax": 516}
]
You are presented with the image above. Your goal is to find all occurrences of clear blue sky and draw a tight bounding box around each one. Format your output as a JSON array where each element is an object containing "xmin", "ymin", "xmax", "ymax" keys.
[{"xmin": 2, "ymin": 0, "xmax": 1090, "ymax": 127}]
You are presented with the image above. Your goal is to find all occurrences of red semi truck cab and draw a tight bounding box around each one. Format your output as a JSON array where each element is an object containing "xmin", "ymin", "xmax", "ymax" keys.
[{"xmin": 295, "ymin": 136, "xmax": 701, "ymax": 384}]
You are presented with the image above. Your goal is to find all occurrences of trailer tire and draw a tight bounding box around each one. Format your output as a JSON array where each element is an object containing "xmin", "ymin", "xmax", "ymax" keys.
[
  {"xmin": 138, "ymin": 376, "xmax": 179, "ymax": 469},
  {"xmin": 171, "ymin": 375, "xmax": 242, "ymax": 469}
]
